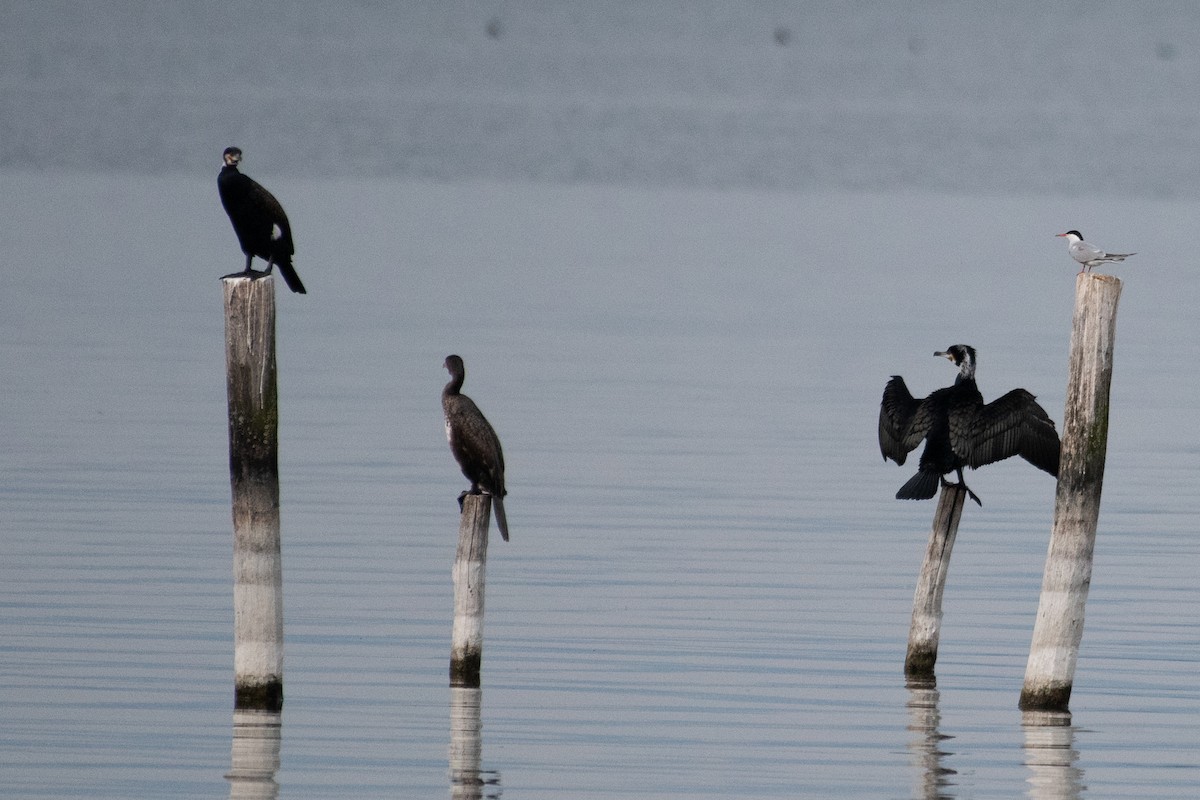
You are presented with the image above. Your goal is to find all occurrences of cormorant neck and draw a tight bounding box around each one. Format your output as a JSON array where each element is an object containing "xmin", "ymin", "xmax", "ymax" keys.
[
  {"xmin": 956, "ymin": 358, "xmax": 976, "ymax": 383},
  {"xmin": 444, "ymin": 370, "xmax": 464, "ymax": 396}
]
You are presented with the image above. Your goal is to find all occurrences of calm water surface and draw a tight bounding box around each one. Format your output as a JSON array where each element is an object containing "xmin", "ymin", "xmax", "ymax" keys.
[{"xmin": 0, "ymin": 173, "xmax": 1197, "ymax": 797}]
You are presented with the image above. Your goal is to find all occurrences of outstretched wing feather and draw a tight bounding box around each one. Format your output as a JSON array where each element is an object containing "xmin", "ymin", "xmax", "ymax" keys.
[
  {"xmin": 961, "ymin": 389, "xmax": 1060, "ymax": 475},
  {"xmin": 879, "ymin": 376, "xmax": 924, "ymax": 464}
]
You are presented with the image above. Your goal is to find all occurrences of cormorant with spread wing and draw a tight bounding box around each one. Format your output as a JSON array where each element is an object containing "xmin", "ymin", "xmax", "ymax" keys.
[
  {"xmin": 442, "ymin": 355, "xmax": 509, "ymax": 541},
  {"xmin": 217, "ymin": 147, "xmax": 307, "ymax": 294},
  {"xmin": 878, "ymin": 345, "xmax": 1060, "ymax": 506}
]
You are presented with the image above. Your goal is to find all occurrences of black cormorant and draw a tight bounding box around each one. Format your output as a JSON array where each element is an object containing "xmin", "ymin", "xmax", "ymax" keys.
[
  {"xmin": 217, "ymin": 147, "xmax": 307, "ymax": 294},
  {"xmin": 878, "ymin": 345, "xmax": 1060, "ymax": 506},
  {"xmin": 442, "ymin": 355, "xmax": 509, "ymax": 541}
]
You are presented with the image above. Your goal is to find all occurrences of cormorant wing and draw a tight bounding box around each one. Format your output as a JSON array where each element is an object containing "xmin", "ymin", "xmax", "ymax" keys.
[
  {"xmin": 446, "ymin": 395, "xmax": 507, "ymax": 490},
  {"xmin": 245, "ymin": 179, "xmax": 293, "ymax": 250},
  {"xmin": 879, "ymin": 376, "xmax": 924, "ymax": 465},
  {"xmin": 220, "ymin": 172, "xmax": 290, "ymax": 250},
  {"xmin": 954, "ymin": 389, "xmax": 1061, "ymax": 476}
]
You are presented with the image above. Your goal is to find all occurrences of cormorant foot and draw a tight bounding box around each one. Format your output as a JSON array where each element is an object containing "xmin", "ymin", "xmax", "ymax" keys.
[
  {"xmin": 221, "ymin": 268, "xmax": 270, "ymax": 281},
  {"xmin": 456, "ymin": 487, "xmax": 487, "ymax": 511},
  {"xmin": 223, "ymin": 268, "xmax": 272, "ymax": 281},
  {"xmin": 940, "ymin": 476, "xmax": 983, "ymax": 507}
]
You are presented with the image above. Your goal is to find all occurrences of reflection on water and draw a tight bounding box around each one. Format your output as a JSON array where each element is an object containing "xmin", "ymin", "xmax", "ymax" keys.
[
  {"xmin": 226, "ymin": 711, "xmax": 282, "ymax": 800},
  {"xmin": 906, "ymin": 678, "xmax": 956, "ymax": 800},
  {"xmin": 450, "ymin": 687, "xmax": 500, "ymax": 800},
  {"xmin": 1022, "ymin": 711, "xmax": 1084, "ymax": 800}
]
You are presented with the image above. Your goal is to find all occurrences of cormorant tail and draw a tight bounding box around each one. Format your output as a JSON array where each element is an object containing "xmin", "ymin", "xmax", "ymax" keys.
[
  {"xmin": 276, "ymin": 260, "xmax": 307, "ymax": 294},
  {"xmin": 896, "ymin": 470, "xmax": 940, "ymax": 501},
  {"xmin": 492, "ymin": 493, "xmax": 509, "ymax": 542}
]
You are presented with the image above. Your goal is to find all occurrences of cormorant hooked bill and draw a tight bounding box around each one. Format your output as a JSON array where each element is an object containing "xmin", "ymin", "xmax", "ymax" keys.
[
  {"xmin": 878, "ymin": 345, "xmax": 1060, "ymax": 506},
  {"xmin": 442, "ymin": 355, "xmax": 509, "ymax": 541},
  {"xmin": 217, "ymin": 147, "xmax": 307, "ymax": 293},
  {"xmin": 1057, "ymin": 230, "xmax": 1135, "ymax": 275}
]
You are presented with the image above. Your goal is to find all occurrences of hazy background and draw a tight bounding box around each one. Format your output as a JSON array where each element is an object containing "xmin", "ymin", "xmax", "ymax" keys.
[{"xmin": 6, "ymin": 1, "xmax": 1200, "ymax": 197}]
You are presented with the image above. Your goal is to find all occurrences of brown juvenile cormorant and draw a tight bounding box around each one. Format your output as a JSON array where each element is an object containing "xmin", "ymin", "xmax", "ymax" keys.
[
  {"xmin": 878, "ymin": 345, "xmax": 1060, "ymax": 506},
  {"xmin": 217, "ymin": 147, "xmax": 307, "ymax": 294},
  {"xmin": 442, "ymin": 354, "xmax": 509, "ymax": 541}
]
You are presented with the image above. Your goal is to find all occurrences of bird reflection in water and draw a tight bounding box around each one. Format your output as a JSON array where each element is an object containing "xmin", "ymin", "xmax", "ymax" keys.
[
  {"xmin": 450, "ymin": 686, "xmax": 501, "ymax": 799},
  {"xmin": 225, "ymin": 709, "xmax": 281, "ymax": 800},
  {"xmin": 906, "ymin": 677, "xmax": 956, "ymax": 800},
  {"xmin": 1022, "ymin": 711, "xmax": 1084, "ymax": 800}
]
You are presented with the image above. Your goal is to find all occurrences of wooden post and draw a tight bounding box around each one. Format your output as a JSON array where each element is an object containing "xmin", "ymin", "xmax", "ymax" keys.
[
  {"xmin": 905, "ymin": 484, "xmax": 967, "ymax": 677},
  {"xmin": 1020, "ymin": 274, "xmax": 1121, "ymax": 711},
  {"xmin": 224, "ymin": 275, "xmax": 284, "ymax": 711},
  {"xmin": 449, "ymin": 686, "xmax": 484, "ymax": 799},
  {"xmin": 450, "ymin": 494, "xmax": 492, "ymax": 687}
]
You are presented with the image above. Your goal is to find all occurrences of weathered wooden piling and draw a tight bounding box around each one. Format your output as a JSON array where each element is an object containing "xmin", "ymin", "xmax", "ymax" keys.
[
  {"xmin": 1020, "ymin": 274, "xmax": 1121, "ymax": 711},
  {"xmin": 224, "ymin": 275, "xmax": 284, "ymax": 711},
  {"xmin": 905, "ymin": 484, "xmax": 967, "ymax": 677},
  {"xmin": 450, "ymin": 494, "xmax": 493, "ymax": 687}
]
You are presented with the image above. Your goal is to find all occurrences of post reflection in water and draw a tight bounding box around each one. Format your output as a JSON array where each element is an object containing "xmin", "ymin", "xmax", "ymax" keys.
[
  {"xmin": 450, "ymin": 686, "xmax": 500, "ymax": 799},
  {"xmin": 225, "ymin": 710, "xmax": 281, "ymax": 800},
  {"xmin": 906, "ymin": 677, "xmax": 956, "ymax": 800},
  {"xmin": 1022, "ymin": 711, "xmax": 1084, "ymax": 800}
]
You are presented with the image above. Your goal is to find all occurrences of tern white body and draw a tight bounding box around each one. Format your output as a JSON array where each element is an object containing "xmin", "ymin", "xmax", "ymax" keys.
[{"xmin": 1057, "ymin": 230, "xmax": 1135, "ymax": 274}]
